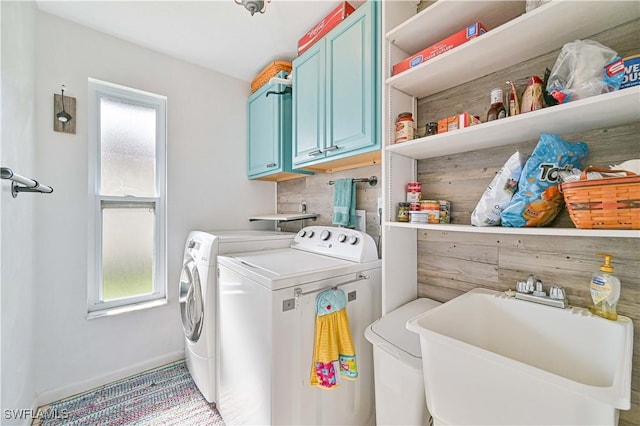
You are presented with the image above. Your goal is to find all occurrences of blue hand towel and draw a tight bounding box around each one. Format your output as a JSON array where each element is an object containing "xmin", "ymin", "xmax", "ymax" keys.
[{"xmin": 332, "ymin": 178, "xmax": 356, "ymax": 227}]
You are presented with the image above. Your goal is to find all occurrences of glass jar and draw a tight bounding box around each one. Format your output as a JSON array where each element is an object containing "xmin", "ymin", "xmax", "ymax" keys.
[
  {"xmin": 426, "ymin": 122, "xmax": 438, "ymax": 136},
  {"xmin": 395, "ymin": 112, "xmax": 415, "ymax": 143},
  {"xmin": 396, "ymin": 202, "xmax": 411, "ymax": 222}
]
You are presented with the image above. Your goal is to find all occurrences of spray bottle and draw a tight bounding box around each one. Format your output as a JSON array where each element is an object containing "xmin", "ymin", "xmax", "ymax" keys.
[{"xmin": 589, "ymin": 254, "xmax": 621, "ymax": 320}]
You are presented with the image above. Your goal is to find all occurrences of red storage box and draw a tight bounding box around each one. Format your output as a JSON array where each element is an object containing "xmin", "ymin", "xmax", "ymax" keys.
[
  {"xmin": 298, "ymin": 2, "xmax": 355, "ymax": 55},
  {"xmin": 392, "ymin": 22, "xmax": 488, "ymax": 76}
]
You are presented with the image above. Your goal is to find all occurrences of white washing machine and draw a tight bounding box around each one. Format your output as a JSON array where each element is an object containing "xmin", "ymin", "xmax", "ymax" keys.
[
  {"xmin": 178, "ymin": 230, "xmax": 294, "ymax": 403},
  {"xmin": 217, "ymin": 225, "xmax": 381, "ymax": 425}
]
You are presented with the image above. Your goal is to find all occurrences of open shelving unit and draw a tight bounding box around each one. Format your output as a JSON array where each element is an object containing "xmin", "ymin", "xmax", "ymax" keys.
[
  {"xmin": 380, "ymin": 0, "xmax": 640, "ymax": 314},
  {"xmin": 385, "ymin": 0, "xmax": 640, "ymax": 98},
  {"xmin": 386, "ymin": 87, "xmax": 640, "ymax": 160}
]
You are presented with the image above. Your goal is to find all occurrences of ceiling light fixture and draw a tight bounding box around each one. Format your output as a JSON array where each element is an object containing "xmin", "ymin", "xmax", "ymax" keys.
[
  {"xmin": 56, "ymin": 86, "xmax": 72, "ymax": 124},
  {"xmin": 235, "ymin": 0, "xmax": 270, "ymax": 16}
]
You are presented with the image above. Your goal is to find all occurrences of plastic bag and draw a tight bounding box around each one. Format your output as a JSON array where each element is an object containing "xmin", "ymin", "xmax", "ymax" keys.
[
  {"xmin": 471, "ymin": 151, "xmax": 525, "ymax": 226},
  {"xmin": 547, "ymin": 40, "xmax": 624, "ymax": 104},
  {"xmin": 501, "ymin": 133, "xmax": 588, "ymax": 227}
]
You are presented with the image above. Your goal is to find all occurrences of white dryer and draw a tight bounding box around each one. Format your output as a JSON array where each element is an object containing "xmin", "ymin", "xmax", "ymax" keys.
[
  {"xmin": 217, "ymin": 226, "xmax": 381, "ymax": 425},
  {"xmin": 179, "ymin": 230, "xmax": 294, "ymax": 403}
]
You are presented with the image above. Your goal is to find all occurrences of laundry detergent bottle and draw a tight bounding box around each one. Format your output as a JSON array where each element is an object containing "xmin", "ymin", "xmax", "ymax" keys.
[{"xmin": 589, "ymin": 253, "xmax": 621, "ymax": 320}]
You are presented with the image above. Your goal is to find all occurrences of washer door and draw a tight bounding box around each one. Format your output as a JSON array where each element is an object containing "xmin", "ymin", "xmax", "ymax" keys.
[{"xmin": 179, "ymin": 258, "xmax": 204, "ymax": 342}]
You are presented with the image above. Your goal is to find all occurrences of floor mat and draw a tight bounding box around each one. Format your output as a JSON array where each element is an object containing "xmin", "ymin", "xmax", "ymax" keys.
[{"xmin": 33, "ymin": 361, "xmax": 225, "ymax": 426}]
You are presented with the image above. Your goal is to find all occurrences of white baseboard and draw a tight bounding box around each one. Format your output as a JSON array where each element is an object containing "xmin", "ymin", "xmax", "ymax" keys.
[{"xmin": 36, "ymin": 350, "xmax": 185, "ymax": 406}]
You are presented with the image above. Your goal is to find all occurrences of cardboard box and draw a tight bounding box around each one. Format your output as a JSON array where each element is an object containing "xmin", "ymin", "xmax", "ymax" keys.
[
  {"xmin": 392, "ymin": 23, "xmax": 487, "ymax": 76},
  {"xmin": 298, "ymin": 2, "xmax": 356, "ymax": 55},
  {"xmin": 437, "ymin": 112, "xmax": 481, "ymax": 134},
  {"xmin": 620, "ymin": 54, "xmax": 640, "ymax": 89}
]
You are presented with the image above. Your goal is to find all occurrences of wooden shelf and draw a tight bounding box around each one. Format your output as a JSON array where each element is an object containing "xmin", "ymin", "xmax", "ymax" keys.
[
  {"xmin": 385, "ymin": 222, "xmax": 640, "ymax": 238},
  {"xmin": 386, "ymin": 0, "xmax": 640, "ymax": 98},
  {"xmin": 385, "ymin": 87, "xmax": 640, "ymax": 160}
]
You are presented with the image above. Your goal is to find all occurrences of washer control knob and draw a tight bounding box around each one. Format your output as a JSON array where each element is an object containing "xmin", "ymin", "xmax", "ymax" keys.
[
  {"xmin": 338, "ymin": 234, "xmax": 347, "ymax": 243},
  {"xmin": 320, "ymin": 230, "xmax": 331, "ymax": 241},
  {"xmin": 298, "ymin": 230, "xmax": 306, "ymax": 238},
  {"xmin": 307, "ymin": 230, "xmax": 315, "ymax": 238},
  {"xmin": 348, "ymin": 235, "xmax": 359, "ymax": 245}
]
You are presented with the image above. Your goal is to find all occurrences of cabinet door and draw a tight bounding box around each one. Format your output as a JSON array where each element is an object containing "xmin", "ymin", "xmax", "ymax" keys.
[
  {"xmin": 325, "ymin": 1, "xmax": 376, "ymax": 158},
  {"xmin": 292, "ymin": 41, "xmax": 326, "ymax": 165},
  {"xmin": 247, "ymin": 84, "xmax": 281, "ymax": 177}
]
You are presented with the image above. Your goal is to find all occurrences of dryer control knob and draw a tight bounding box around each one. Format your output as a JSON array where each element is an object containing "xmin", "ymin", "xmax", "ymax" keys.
[
  {"xmin": 307, "ymin": 231, "xmax": 315, "ymax": 238},
  {"xmin": 348, "ymin": 235, "xmax": 359, "ymax": 245},
  {"xmin": 298, "ymin": 230, "xmax": 306, "ymax": 238},
  {"xmin": 320, "ymin": 230, "xmax": 331, "ymax": 241},
  {"xmin": 337, "ymin": 234, "xmax": 347, "ymax": 243}
]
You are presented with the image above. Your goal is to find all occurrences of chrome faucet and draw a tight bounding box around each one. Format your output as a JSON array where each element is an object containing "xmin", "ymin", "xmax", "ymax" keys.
[{"xmin": 514, "ymin": 274, "xmax": 568, "ymax": 308}]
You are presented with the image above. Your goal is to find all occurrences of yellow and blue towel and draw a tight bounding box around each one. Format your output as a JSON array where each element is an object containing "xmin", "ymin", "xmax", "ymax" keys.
[{"xmin": 310, "ymin": 287, "xmax": 357, "ymax": 389}]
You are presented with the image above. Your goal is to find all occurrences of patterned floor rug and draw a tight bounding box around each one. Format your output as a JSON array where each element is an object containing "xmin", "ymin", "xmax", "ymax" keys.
[{"xmin": 34, "ymin": 361, "xmax": 226, "ymax": 426}]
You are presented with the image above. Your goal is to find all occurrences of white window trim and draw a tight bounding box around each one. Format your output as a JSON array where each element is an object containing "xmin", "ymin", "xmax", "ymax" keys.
[{"xmin": 87, "ymin": 78, "xmax": 167, "ymax": 314}]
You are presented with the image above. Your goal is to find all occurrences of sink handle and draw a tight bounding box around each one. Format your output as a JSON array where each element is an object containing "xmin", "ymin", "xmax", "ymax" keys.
[{"xmin": 549, "ymin": 286, "xmax": 566, "ymax": 300}]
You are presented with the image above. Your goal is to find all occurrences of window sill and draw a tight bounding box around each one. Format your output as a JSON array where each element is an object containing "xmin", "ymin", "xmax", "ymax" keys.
[{"xmin": 87, "ymin": 298, "xmax": 168, "ymax": 320}]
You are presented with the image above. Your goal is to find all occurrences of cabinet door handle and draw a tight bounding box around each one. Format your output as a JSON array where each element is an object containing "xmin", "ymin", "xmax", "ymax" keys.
[
  {"xmin": 266, "ymin": 162, "xmax": 277, "ymax": 168},
  {"xmin": 324, "ymin": 145, "xmax": 340, "ymax": 152},
  {"xmin": 308, "ymin": 149, "xmax": 323, "ymax": 157}
]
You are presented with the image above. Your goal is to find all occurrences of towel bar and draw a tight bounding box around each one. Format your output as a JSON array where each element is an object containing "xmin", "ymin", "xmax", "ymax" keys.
[
  {"xmin": 1, "ymin": 167, "xmax": 54, "ymax": 198},
  {"xmin": 328, "ymin": 176, "xmax": 377, "ymax": 186}
]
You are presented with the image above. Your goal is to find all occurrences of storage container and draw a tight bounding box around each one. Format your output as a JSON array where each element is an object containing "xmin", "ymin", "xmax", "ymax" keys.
[
  {"xmin": 365, "ymin": 298, "xmax": 441, "ymax": 426},
  {"xmin": 560, "ymin": 167, "xmax": 640, "ymax": 229},
  {"xmin": 251, "ymin": 61, "xmax": 292, "ymax": 93}
]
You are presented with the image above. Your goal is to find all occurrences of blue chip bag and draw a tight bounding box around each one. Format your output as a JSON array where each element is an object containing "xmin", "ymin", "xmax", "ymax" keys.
[{"xmin": 501, "ymin": 133, "xmax": 588, "ymax": 227}]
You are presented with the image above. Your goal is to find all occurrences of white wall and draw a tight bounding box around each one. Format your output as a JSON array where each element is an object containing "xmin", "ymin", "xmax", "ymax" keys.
[
  {"xmin": 34, "ymin": 11, "xmax": 276, "ymax": 402},
  {"xmin": 1, "ymin": 1, "xmax": 38, "ymax": 423}
]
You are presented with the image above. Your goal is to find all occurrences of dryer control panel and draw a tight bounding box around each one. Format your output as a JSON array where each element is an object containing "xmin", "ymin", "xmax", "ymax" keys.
[{"xmin": 292, "ymin": 226, "xmax": 378, "ymax": 263}]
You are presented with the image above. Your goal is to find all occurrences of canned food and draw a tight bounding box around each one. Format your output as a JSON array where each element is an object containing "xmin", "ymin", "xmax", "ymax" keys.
[
  {"xmin": 396, "ymin": 202, "xmax": 410, "ymax": 222},
  {"xmin": 419, "ymin": 200, "xmax": 440, "ymax": 224},
  {"xmin": 407, "ymin": 181, "xmax": 422, "ymax": 202},
  {"xmin": 408, "ymin": 211, "xmax": 429, "ymax": 223},
  {"xmin": 406, "ymin": 191, "xmax": 421, "ymax": 203},
  {"xmin": 409, "ymin": 202, "xmax": 421, "ymax": 211},
  {"xmin": 439, "ymin": 200, "xmax": 451, "ymax": 224}
]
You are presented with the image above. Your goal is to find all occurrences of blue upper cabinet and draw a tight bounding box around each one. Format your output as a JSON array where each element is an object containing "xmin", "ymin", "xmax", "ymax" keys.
[
  {"xmin": 292, "ymin": 1, "xmax": 379, "ymax": 172},
  {"xmin": 291, "ymin": 42, "xmax": 326, "ymax": 163},
  {"xmin": 248, "ymin": 71, "xmax": 312, "ymax": 181}
]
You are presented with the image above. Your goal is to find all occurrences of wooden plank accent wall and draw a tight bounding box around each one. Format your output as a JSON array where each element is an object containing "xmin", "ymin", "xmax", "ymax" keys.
[
  {"xmin": 276, "ymin": 164, "xmax": 382, "ymax": 238},
  {"xmin": 414, "ymin": 13, "xmax": 640, "ymax": 425}
]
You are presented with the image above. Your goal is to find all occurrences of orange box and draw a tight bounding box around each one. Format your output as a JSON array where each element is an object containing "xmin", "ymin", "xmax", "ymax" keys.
[
  {"xmin": 437, "ymin": 112, "xmax": 481, "ymax": 134},
  {"xmin": 298, "ymin": 2, "xmax": 356, "ymax": 55},
  {"xmin": 392, "ymin": 23, "xmax": 487, "ymax": 76}
]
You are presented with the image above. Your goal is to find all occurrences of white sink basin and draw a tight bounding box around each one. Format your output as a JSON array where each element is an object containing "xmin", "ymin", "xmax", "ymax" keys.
[{"xmin": 407, "ymin": 288, "xmax": 634, "ymax": 425}]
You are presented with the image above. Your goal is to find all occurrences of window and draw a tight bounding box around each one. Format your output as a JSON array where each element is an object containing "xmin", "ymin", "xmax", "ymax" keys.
[{"xmin": 88, "ymin": 79, "xmax": 167, "ymax": 313}]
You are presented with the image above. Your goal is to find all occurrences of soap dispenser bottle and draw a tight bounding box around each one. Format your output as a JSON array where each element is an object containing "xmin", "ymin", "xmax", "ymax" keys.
[{"xmin": 589, "ymin": 253, "xmax": 621, "ymax": 320}]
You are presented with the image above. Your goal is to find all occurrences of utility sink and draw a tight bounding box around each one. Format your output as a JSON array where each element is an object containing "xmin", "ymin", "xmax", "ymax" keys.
[{"xmin": 406, "ymin": 288, "xmax": 634, "ymax": 426}]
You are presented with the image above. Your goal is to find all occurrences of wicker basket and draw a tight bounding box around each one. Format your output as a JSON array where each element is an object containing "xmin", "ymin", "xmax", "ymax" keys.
[
  {"xmin": 251, "ymin": 61, "xmax": 292, "ymax": 93},
  {"xmin": 559, "ymin": 167, "xmax": 640, "ymax": 229}
]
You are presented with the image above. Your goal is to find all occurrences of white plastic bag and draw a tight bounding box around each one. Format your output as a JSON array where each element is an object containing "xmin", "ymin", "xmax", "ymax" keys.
[
  {"xmin": 547, "ymin": 39, "xmax": 624, "ymax": 104},
  {"xmin": 471, "ymin": 151, "xmax": 525, "ymax": 226}
]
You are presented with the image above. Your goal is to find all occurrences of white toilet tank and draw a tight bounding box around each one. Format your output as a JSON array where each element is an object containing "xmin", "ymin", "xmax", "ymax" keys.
[{"xmin": 365, "ymin": 298, "xmax": 441, "ymax": 426}]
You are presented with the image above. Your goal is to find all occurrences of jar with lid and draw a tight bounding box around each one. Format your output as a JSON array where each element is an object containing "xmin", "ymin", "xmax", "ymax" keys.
[
  {"xmin": 395, "ymin": 112, "xmax": 415, "ymax": 143},
  {"xmin": 486, "ymin": 88, "xmax": 506, "ymax": 122},
  {"xmin": 396, "ymin": 202, "xmax": 410, "ymax": 222},
  {"xmin": 426, "ymin": 122, "xmax": 438, "ymax": 136}
]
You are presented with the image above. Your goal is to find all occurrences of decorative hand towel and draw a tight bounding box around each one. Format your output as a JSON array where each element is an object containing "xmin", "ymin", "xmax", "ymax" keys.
[
  {"xmin": 332, "ymin": 178, "xmax": 356, "ymax": 228},
  {"xmin": 310, "ymin": 287, "xmax": 358, "ymax": 389}
]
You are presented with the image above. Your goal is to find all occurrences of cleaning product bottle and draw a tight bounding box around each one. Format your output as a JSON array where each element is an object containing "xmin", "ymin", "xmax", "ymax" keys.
[{"xmin": 589, "ymin": 254, "xmax": 621, "ymax": 320}]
